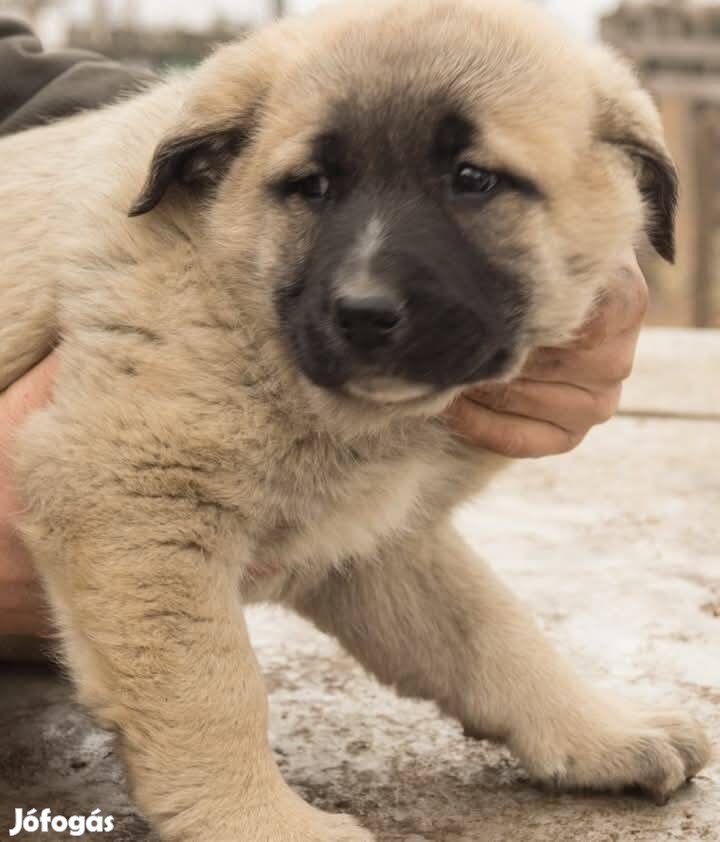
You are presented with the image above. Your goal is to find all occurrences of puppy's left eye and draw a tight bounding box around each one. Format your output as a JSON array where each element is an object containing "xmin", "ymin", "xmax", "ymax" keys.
[
  {"xmin": 451, "ymin": 164, "xmax": 501, "ymax": 196},
  {"xmin": 290, "ymin": 173, "xmax": 331, "ymax": 202}
]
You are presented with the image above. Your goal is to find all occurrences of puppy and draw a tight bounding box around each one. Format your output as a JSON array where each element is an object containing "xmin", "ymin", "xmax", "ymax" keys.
[{"xmin": 0, "ymin": 0, "xmax": 710, "ymax": 839}]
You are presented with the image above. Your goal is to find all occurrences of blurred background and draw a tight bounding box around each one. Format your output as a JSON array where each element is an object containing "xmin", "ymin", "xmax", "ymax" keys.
[{"xmin": 1, "ymin": 0, "xmax": 718, "ymax": 328}]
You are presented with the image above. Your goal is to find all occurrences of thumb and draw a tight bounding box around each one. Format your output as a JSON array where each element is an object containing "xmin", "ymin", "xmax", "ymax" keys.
[{"xmin": 0, "ymin": 352, "xmax": 60, "ymax": 437}]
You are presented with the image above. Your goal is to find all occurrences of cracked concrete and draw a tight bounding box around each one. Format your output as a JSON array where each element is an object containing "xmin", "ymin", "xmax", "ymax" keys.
[{"xmin": 1, "ymin": 328, "xmax": 718, "ymax": 841}]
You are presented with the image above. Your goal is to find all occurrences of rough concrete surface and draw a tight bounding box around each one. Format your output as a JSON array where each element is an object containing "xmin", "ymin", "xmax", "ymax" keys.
[{"xmin": 1, "ymin": 328, "xmax": 718, "ymax": 841}]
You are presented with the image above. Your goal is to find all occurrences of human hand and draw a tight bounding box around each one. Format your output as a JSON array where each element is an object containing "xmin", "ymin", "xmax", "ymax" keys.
[
  {"xmin": 0, "ymin": 353, "xmax": 59, "ymax": 636},
  {"xmin": 446, "ymin": 253, "xmax": 648, "ymax": 458}
]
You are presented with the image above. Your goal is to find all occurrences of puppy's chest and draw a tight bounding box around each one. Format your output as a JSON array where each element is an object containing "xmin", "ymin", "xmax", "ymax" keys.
[{"xmin": 246, "ymin": 429, "xmax": 446, "ymax": 572}]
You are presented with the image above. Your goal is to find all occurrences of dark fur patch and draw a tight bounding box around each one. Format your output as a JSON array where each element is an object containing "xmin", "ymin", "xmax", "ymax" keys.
[
  {"xmin": 605, "ymin": 137, "xmax": 679, "ymax": 264},
  {"xmin": 101, "ymin": 323, "xmax": 161, "ymax": 343},
  {"xmin": 270, "ymin": 92, "xmax": 538, "ymax": 393},
  {"xmin": 133, "ymin": 461, "xmax": 208, "ymax": 474},
  {"xmin": 629, "ymin": 143, "xmax": 678, "ymax": 263},
  {"xmin": 129, "ymin": 130, "xmax": 247, "ymax": 217},
  {"xmin": 431, "ymin": 113, "xmax": 476, "ymax": 168},
  {"xmin": 276, "ymin": 185, "xmax": 529, "ymax": 390}
]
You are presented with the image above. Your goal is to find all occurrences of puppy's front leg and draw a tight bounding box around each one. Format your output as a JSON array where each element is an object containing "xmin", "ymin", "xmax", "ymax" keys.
[
  {"xmin": 293, "ymin": 521, "xmax": 710, "ymax": 801},
  {"xmin": 20, "ymin": 501, "xmax": 372, "ymax": 841}
]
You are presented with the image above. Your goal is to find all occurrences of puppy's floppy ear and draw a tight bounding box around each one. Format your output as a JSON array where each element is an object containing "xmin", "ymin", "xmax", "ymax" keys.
[
  {"xmin": 129, "ymin": 29, "xmax": 289, "ymax": 218},
  {"xmin": 128, "ymin": 128, "xmax": 250, "ymax": 217},
  {"xmin": 596, "ymin": 59, "xmax": 678, "ymax": 263},
  {"xmin": 621, "ymin": 136, "xmax": 677, "ymax": 263}
]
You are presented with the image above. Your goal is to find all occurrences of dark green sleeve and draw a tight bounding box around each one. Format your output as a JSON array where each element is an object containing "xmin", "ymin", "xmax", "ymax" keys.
[{"xmin": 0, "ymin": 17, "xmax": 157, "ymax": 137}]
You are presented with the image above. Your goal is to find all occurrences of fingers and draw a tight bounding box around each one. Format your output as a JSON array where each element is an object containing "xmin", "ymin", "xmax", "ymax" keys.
[
  {"xmin": 523, "ymin": 334, "xmax": 637, "ymax": 384},
  {"xmin": 0, "ymin": 352, "xmax": 59, "ymax": 638},
  {"xmin": 0, "ymin": 610, "xmax": 52, "ymax": 637},
  {"xmin": 446, "ymin": 396, "xmax": 586, "ymax": 459},
  {"xmin": 0, "ymin": 351, "xmax": 60, "ymax": 434},
  {"xmin": 571, "ymin": 254, "xmax": 649, "ymax": 348},
  {"xmin": 466, "ymin": 379, "xmax": 623, "ymax": 434},
  {"xmin": 0, "ymin": 351, "xmax": 59, "ymax": 511},
  {"xmin": 0, "ymin": 533, "xmax": 53, "ymax": 637},
  {"xmin": 524, "ymin": 259, "xmax": 648, "ymax": 384},
  {"xmin": 0, "ymin": 605, "xmax": 54, "ymax": 637},
  {"xmin": 448, "ymin": 255, "xmax": 648, "ymax": 459}
]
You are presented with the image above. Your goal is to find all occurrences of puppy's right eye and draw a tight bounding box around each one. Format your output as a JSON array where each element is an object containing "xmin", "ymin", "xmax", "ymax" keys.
[
  {"xmin": 452, "ymin": 164, "xmax": 501, "ymax": 197},
  {"xmin": 288, "ymin": 173, "xmax": 331, "ymax": 203}
]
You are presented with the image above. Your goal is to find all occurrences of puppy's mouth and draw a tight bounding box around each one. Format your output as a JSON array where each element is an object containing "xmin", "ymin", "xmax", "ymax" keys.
[
  {"xmin": 343, "ymin": 378, "xmax": 438, "ymax": 405},
  {"xmin": 340, "ymin": 347, "xmax": 524, "ymax": 408},
  {"xmin": 277, "ymin": 295, "xmax": 525, "ymax": 406}
]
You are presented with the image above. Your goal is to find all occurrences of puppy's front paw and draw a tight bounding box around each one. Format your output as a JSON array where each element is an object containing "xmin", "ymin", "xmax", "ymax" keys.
[
  {"xmin": 306, "ymin": 811, "xmax": 376, "ymax": 842},
  {"xmin": 242, "ymin": 802, "xmax": 375, "ymax": 842},
  {"xmin": 257, "ymin": 809, "xmax": 375, "ymax": 842},
  {"xmin": 160, "ymin": 792, "xmax": 375, "ymax": 842},
  {"xmin": 527, "ymin": 707, "xmax": 711, "ymax": 803}
]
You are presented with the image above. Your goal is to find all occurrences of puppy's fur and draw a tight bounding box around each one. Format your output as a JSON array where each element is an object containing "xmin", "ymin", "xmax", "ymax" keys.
[{"xmin": 0, "ymin": 1, "xmax": 710, "ymax": 839}]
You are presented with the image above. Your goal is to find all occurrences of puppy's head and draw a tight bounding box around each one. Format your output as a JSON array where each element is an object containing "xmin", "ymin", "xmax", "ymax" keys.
[{"xmin": 131, "ymin": 0, "xmax": 676, "ymax": 411}]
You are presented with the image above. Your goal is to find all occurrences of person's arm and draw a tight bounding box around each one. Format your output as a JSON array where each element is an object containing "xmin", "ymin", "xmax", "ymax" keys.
[
  {"xmin": 0, "ymin": 20, "xmax": 155, "ymax": 636},
  {"xmin": 446, "ymin": 253, "xmax": 648, "ymax": 456},
  {"xmin": 0, "ymin": 353, "xmax": 58, "ymax": 636},
  {"xmin": 0, "ymin": 16, "xmax": 155, "ymax": 138}
]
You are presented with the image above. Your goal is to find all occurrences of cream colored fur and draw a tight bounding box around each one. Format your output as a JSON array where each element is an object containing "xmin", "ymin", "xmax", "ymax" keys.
[{"xmin": 0, "ymin": 1, "xmax": 710, "ymax": 839}]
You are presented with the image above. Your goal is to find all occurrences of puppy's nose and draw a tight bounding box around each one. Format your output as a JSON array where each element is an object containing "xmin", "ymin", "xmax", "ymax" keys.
[{"xmin": 335, "ymin": 296, "xmax": 404, "ymax": 350}]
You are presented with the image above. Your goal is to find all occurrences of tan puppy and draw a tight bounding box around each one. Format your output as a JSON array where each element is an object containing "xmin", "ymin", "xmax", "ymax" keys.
[{"xmin": 0, "ymin": 0, "xmax": 710, "ymax": 839}]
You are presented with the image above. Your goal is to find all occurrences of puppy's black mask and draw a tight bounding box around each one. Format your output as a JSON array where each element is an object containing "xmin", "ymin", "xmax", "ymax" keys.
[{"xmin": 273, "ymin": 111, "xmax": 531, "ymax": 400}]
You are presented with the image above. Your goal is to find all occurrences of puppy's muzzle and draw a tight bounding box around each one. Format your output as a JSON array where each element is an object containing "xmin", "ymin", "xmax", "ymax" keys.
[
  {"xmin": 332, "ymin": 287, "xmax": 512, "ymax": 382},
  {"xmin": 277, "ymin": 195, "xmax": 528, "ymax": 400}
]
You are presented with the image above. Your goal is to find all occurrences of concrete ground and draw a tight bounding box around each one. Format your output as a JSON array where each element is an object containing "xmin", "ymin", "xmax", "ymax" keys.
[{"xmin": 1, "ymin": 328, "xmax": 718, "ymax": 841}]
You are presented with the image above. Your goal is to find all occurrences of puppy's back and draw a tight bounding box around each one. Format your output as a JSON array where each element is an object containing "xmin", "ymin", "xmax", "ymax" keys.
[{"xmin": 0, "ymin": 80, "xmax": 184, "ymax": 390}]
